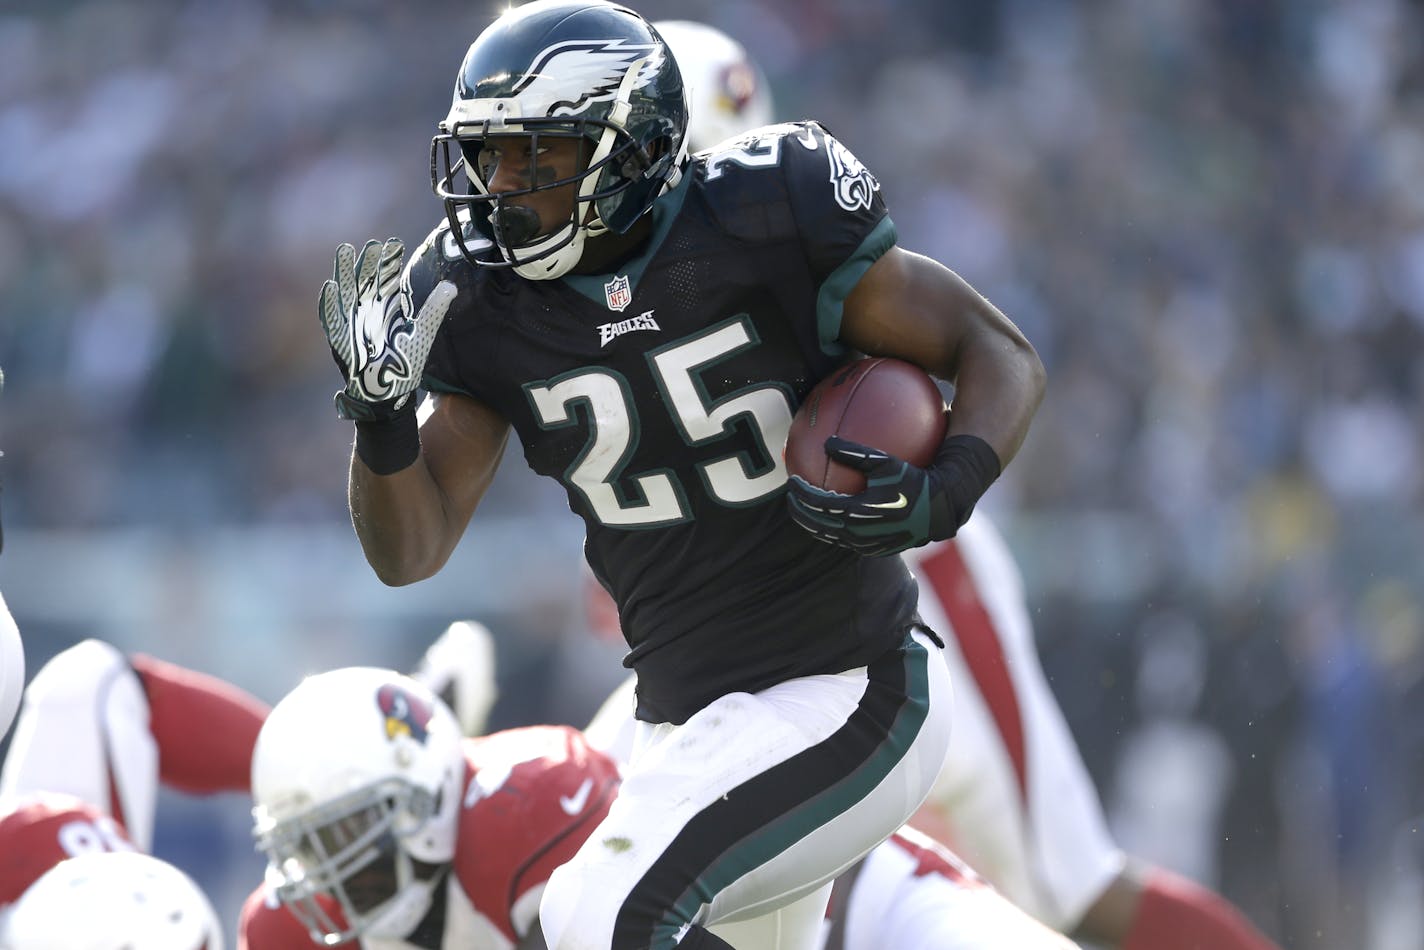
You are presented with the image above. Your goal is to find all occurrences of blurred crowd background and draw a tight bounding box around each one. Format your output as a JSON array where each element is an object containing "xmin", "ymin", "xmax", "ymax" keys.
[{"xmin": 1, "ymin": 0, "xmax": 1421, "ymax": 946}]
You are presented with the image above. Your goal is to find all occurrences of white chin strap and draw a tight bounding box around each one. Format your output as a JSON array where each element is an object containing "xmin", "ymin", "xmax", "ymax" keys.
[
  {"xmin": 509, "ymin": 219, "xmax": 587, "ymax": 281},
  {"xmin": 507, "ymin": 55, "xmax": 655, "ymax": 281}
]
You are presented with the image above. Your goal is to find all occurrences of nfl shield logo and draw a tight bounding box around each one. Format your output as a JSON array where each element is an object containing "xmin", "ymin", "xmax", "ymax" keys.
[{"xmin": 604, "ymin": 274, "xmax": 632, "ymax": 312}]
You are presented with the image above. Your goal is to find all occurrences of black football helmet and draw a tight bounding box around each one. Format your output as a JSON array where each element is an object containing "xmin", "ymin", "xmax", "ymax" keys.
[{"xmin": 431, "ymin": 0, "xmax": 688, "ymax": 281}]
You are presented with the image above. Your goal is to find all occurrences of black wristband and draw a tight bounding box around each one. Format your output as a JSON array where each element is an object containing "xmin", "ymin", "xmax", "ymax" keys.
[
  {"xmin": 353, "ymin": 400, "xmax": 420, "ymax": 475},
  {"xmin": 929, "ymin": 434, "xmax": 1002, "ymax": 537}
]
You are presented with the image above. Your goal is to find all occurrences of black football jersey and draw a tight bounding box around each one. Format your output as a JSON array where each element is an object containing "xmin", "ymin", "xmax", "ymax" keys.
[{"xmin": 417, "ymin": 121, "xmax": 921, "ymax": 724}]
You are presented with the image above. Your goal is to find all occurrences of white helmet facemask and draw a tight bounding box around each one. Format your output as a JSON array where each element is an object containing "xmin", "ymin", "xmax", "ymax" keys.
[
  {"xmin": 250, "ymin": 668, "xmax": 464, "ymax": 947},
  {"xmin": 468, "ymin": 54, "xmax": 656, "ymax": 281},
  {"xmin": 431, "ymin": 0, "xmax": 690, "ymax": 282},
  {"xmin": 255, "ymin": 777, "xmax": 446, "ymax": 941}
]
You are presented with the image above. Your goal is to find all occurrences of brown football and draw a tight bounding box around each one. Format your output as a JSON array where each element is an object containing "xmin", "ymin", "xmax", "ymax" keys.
[{"xmin": 785, "ymin": 357, "xmax": 949, "ymax": 494}]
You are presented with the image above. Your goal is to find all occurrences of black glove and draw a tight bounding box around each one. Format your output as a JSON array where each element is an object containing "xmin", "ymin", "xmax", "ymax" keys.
[{"xmin": 786, "ymin": 434, "xmax": 1000, "ymax": 557}]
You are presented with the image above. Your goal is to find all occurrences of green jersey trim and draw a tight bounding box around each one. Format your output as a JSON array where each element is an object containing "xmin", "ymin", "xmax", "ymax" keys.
[
  {"xmin": 423, "ymin": 375, "xmax": 473, "ymax": 399},
  {"xmin": 814, "ymin": 215, "xmax": 897, "ymax": 356}
]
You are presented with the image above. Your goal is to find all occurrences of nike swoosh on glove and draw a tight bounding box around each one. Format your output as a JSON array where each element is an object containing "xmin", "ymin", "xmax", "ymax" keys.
[{"xmin": 786, "ymin": 434, "xmax": 1001, "ymax": 557}]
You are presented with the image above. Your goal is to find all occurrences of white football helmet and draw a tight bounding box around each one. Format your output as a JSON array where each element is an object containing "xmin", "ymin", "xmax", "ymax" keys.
[
  {"xmin": 0, "ymin": 851, "xmax": 223, "ymax": 950},
  {"xmin": 653, "ymin": 20, "xmax": 775, "ymax": 152},
  {"xmin": 250, "ymin": 667, "xmax": 465, "ymax": 945}
]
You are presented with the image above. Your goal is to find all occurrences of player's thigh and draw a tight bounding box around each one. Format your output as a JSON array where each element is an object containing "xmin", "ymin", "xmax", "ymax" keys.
[
  {"xmin": 1018, "ymin": 685, "xmax": 1124, "ymax": 929},
  {"xmin": 543, "ymin": 631, "xmax": 951, "ymax": 948},
  {"xmin": 544, "ymin": 682, "xmax": 854, "ymax": 947},
  {"xmin": 699, "ymin": 629, "xmax": 952, "ymax": 927},
  {"xmin": 932, "ymin": 632, "xmax": 1123, "ymax": 927},
  {"xmin": 919, "ymin": 559, "xmax": 1122, "ymax": 926}
]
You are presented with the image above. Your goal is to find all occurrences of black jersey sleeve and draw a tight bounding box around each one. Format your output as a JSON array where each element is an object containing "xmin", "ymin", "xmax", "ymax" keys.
[
  {"xmin": 777, "ymin": 123, "xmax": 895, "ymax": 279},
  {"xmin": 700, "ymin": 121, "xmax": 897, "ymax": 349},
  {"xmin": 779, "ymin": 122, "xmax": 898, "ymax": 347}
]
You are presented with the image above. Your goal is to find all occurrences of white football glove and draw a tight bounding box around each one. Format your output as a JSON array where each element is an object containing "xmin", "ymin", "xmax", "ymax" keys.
[{"xmin": 318, "ymin": 238, "xmax": 456, "ymax": 422}]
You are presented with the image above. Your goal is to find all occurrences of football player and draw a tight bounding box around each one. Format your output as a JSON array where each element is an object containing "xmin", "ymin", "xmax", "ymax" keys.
[
  {"xmin": 642, "ymin": 19, "xmax": 1282, "ymax": 950},
  {"xmin": 2, "ymin": 640, "xmax": 1072, "ymax": 950},
  {"xmin": 317, "ymin": 2, "xmax": 1044, "ymax": 946},
  {"xmin": 0, "ymin": 639, "xmax": 271, "ymax": 852},
  {"xmin": 904, "ymin": 520, "xmax": 1281, "ymax": 950},
  {"xmin": 0, "ymin": 620, "xmax": 495, "ymax": 854},
  {"xmin": 0, "ymin": 637, "xmax": 599, "ymax": 950},
  {"xmin": 0, "ymin": 631, "xmax": 602, "ymax": 950},
  {"xmin": 0, "ymin": 651, "xmax": 230, "ymax": 948},
  {"xmin": 237, "ymin": 667, "xmax": 621, "ymax": 950},
  {"xmin": 240, "ymin": 667, "xmax": 1077, "ymax": 950}
]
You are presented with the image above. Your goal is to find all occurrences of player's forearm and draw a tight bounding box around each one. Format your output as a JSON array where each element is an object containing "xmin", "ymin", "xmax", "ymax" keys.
[
  {"xmin": 944, "ymin": 320, "xmax": 1045, "ymax": 468},
  {"xmin": 922, "ymin": 262, "xmax": 1045, "ymax": 469},
  {"xmin": 348, "ymin": 453, "xmax": 463, "ymax": 586},
  {"xmin": 840, "ymin": 249, "xmax": 1045, "ymax": 469},
  {"xmin": 347, "ymin": 391, "xmax": 510, "ymax": 585}
]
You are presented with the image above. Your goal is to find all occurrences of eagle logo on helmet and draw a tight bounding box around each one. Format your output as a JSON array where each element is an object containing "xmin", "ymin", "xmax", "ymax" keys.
[
  {"xmin": 376, "ymin": 683, "xmax": 433, "ymax": 744},
  {"xmin": 514, "ymin": 39, "xmax": 664, "ymax": 116}
]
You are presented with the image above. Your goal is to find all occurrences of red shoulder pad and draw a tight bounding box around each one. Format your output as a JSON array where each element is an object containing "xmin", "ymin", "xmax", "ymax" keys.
[
  {"xmin": 452, "ymin": 725, "xmax": 620, "ymax": 941},
  {"xmin": 0, "ymin": 792, "xmax": 136, "ymax": 906}
]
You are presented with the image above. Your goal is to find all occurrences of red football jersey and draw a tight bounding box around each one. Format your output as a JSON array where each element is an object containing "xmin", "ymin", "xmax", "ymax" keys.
[
  {"xmin": 240, "ymin": 724, "xmax": 620, "ymax": 949},
  {"xmin": 0, "ymin": 792, "xmax": 137, "ymax": 907}
]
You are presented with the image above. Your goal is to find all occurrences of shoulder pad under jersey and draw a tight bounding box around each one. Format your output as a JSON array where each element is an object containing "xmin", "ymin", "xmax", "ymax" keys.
[
  {"xmin": 451, "ymin": 726, "xmax": 620, "ymax": 941},
  {"xmin": 696, "ymin": 121, "xmax": 886, "ymax": 246},
  {"xmin": 0, "ymin": 792, "xmax": 135, "ymax": 906},
  {"xmin": 696, "ymin": 120, "xmax": 890, "ymax": 286}
]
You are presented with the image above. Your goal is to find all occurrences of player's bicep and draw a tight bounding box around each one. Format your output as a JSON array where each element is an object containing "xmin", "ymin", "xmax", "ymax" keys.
[
  {"xmin": 418, "ymin": 391, "xmax": 511, "ymax": 526},
  {"xmin": 838, "ymin": 246, "xmax": 1000, "ymax": 378}
]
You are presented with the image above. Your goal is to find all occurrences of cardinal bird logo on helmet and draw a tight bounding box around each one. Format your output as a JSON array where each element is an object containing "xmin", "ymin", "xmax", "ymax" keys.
[{"xmin": 376, "ymin": 684, "xmax": 433, "ymax": 744}]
